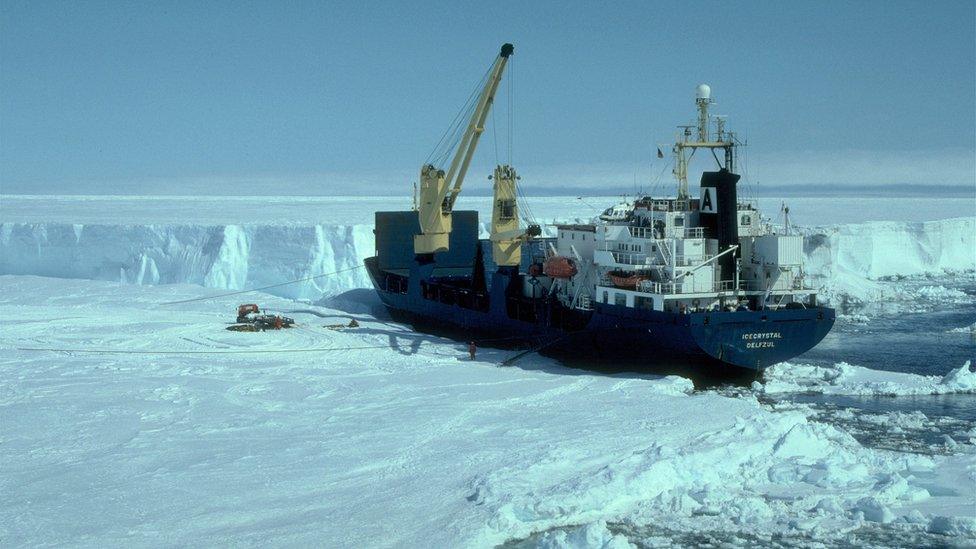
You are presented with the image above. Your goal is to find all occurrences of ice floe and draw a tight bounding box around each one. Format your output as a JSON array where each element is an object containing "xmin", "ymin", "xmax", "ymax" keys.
[
  {"xmin": 947, "ymin": 321, "xmax": 976, "ymax": 334},
  {"xmin": 761, "ymin": 360, "xmax": 976, "ymax": 396}
]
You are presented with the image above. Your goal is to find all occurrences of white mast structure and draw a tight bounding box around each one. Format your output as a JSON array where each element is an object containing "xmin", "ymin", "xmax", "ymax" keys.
[{"xmin": 672, "ymin": 84, "xmax": 737, "ymax": 200}]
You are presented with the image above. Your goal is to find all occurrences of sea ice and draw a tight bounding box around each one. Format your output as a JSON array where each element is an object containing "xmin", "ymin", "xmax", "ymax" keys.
[
  {"xmin": 947, "ymin": 321, "xmax": 976, "ymax": 334},
  {"xmin": 761, "ymin": 361, "xmax": 976, "ymax": 396},
  {"xmin": 1, "ymin": 275, "xmax": 973, "ymax": 546}
]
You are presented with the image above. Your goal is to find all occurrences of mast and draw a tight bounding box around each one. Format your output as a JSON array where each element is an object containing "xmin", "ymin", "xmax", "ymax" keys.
[
  {"xmin": 414, "ymin": 43, "xmax": 514, "ymax": 255},
  {"xmin": 672, "ymin": 84, "xmax": 736, "ymax": 200}
]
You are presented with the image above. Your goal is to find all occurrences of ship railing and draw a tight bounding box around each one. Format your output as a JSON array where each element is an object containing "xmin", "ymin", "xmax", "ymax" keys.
[
  {"xmin": 672, "ymin": 226, "xmax": 706, "ymax": 239},
  {"xmin": 626, "ymin": 226, "xmax": 707, "ymax": 240},
  {"xmin": 627, "ymin": 226, "xmax": 655, "ymax": 239},
  {"xmin": 633, "ymin": 279, "xmax": 742, "ymax": 295},
  {"xmin": 635, "ymin": 280, "xmax": 682, "ymax": 294},
  {"xmin": 608, "ymin": 251, "xmax": 648, "ymax": 265},
  {"xmin": 645, "ymin": 199, "xmax": 692, "ymax": 212},
  {"xmin": 600, "ymin": 242, "xmax": 715, "ymax": 268},
  {"xmin": 712, "ymin": 280, "xmax": 738, "ymax": 292}
]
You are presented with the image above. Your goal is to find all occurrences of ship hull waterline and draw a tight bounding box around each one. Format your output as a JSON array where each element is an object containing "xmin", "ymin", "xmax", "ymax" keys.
[{"xmin": 365, "ymin": 256, "xmax": 835, "ymax": 374}]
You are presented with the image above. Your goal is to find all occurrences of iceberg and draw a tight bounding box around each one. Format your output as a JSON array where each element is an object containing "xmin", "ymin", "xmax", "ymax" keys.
[
  {"xmin": 0, "ymin": 223, "xmax": 374, "ymax": 301},
  {"xmin": 802, "ymin": 217, "xmax": 975, "ymax": 305},
  {"xmin": 1, "ymin": 216, "xmax": 972, "ymax": 305}
]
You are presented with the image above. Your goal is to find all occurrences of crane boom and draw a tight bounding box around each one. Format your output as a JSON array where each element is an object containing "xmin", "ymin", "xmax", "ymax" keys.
[{"xmin": 414, "ymin": 43, "xmax": 514, "ymax": 256}]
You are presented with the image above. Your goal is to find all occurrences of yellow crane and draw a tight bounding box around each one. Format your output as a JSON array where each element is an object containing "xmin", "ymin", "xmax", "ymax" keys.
[
  {"xmin": 489, "ymin": 164, "xmax": 540, "ymax": 267},
  {"xmin": 414, "ymin": 43, "xmax": 536, "ymax": 265}
]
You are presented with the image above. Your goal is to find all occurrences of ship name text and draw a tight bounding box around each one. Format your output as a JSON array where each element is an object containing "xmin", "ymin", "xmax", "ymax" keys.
[{"xmin": 742, "ymin": 331, "xmax": 783, "ymax": 349}]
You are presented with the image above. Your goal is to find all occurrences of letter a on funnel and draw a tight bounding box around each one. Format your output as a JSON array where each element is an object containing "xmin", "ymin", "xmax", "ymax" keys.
[{"xmin": 700, "ymin": 187, "xmax": 716, "ymax": 213}]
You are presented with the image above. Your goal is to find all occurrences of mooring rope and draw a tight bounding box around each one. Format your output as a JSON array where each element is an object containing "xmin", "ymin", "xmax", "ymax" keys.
[
  {"xmin": 14, "ymin": 343, "xmax": 403, "ymax": 355},
  {"xmin": 12, "ymin": 334, "xmax": 543, "ymax": 359}
]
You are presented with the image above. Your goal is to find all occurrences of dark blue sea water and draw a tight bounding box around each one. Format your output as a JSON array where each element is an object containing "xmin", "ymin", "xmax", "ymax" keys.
[
  {"xmin": 797, "ymin": 278, "xmax": 975, "ymax": 378},
  {"xmin": 777, "ymin": 276, "xmax": 976, "ymax": 448}
]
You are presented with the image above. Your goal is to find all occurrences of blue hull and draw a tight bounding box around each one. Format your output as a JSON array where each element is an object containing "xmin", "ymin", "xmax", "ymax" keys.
[{"xmin": 365, "ymin": 256, "xmax": 835, "ymax": 373}]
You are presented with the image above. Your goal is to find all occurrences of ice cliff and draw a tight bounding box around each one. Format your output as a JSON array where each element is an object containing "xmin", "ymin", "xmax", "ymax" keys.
[
  {"xmin": 801, "ymin": 217, "xmax": 975, "ymax": 305},
  {"xmin": 1, "ymin": 217, "xmax": 972, "ymax": 304},
  {"xmin": 0, "ymin": 223, "xmax": 373, "ymax": 301}
]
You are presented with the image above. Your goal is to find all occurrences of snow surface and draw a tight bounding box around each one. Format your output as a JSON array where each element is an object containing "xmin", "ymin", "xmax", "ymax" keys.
[
  {"xmin": 761, "ymin": 361, "xmax": 976, "ymax": 396},
  {"xmin": 2, "ymin": 195, "xmax": 973, "ymax": 305},
  {"xmin": 1, "ymin": 275, "xmax": 974, "ymax": 546}
]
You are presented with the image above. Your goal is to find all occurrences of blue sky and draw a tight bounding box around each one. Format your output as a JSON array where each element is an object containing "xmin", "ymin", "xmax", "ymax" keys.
[{"xmin": 1, "ymin": 1, "xmax": 974, "ymax": 195}]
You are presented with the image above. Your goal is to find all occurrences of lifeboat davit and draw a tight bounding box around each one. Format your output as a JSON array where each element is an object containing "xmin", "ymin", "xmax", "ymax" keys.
[
  {"xmin": 609, "ymin": 270, "xmax": 648, "ymax": 289},
  {"xmin": 543, "ymin": 256, "xmax": 578, "ymax": 279}
]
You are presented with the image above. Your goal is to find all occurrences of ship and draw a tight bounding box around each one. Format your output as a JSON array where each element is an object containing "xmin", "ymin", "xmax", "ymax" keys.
[{"xmin": 364, "ymin": 43, "xmax": 835, "ymax": 374}]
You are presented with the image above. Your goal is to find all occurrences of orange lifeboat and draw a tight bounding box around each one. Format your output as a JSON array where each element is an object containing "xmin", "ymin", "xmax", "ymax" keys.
[
  {"xmin": 543, "ymin": 256, "xmax": 578, "ymax": 279},
  {"xmin": 609, "ymin": 270, "xmax": 648, "ymax": 289}
]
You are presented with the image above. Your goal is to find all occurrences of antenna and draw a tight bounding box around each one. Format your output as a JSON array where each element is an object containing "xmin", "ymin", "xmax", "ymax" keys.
[
  {"xmin": 714, "ymin": 115, "xmax": 727, "ymax": 141},
  {"xmin": 695, "ymin": 84, "xmax": 712, "ymax": 142}
]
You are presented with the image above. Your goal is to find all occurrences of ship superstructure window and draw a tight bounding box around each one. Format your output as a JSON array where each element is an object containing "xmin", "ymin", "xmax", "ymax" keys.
[
  {"xmin": 674, "ymin": 216, "xmax": 684, "ymax": 227},
  {"xmin": 603, "ymin": 291, "xmax": 608, "ymax": 303},
  {"xmin": 741, "ymin": 215, "xmax": 751, "ymax": 226},
  {"xmin": 614, "ymin": 293, "xmax": 627, "ymax": 306}
]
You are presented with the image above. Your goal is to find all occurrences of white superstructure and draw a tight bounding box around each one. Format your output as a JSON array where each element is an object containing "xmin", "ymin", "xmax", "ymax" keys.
[{"xmin": 543, "ymin": 86, "xmax": 818, "ymax": 315}]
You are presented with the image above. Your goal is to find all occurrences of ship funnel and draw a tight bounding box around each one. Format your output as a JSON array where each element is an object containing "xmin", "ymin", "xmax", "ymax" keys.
[
  {"xmin": 699, "ymin": 169, "xmax": 740, "ymax": 282},
  {"xmin": 696, "ymin": 84, "xmax": 711, "ymax": 100}
]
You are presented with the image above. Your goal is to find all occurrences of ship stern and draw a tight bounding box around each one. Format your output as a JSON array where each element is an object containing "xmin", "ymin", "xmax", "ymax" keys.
[{"xmin": 689, "ymin": 307, "xmax": 835, "ymax": 370}]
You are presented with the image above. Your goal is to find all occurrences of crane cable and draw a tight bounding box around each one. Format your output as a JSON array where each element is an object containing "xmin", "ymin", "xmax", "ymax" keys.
[{"xmin": 426, "ymin": 60, "xmax": 495, "ymax": 168}]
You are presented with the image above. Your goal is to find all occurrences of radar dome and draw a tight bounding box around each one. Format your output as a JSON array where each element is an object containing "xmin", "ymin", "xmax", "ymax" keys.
[{"xmin": 696, "ymin": 84, "xmax": 711, "ymax": 100}]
